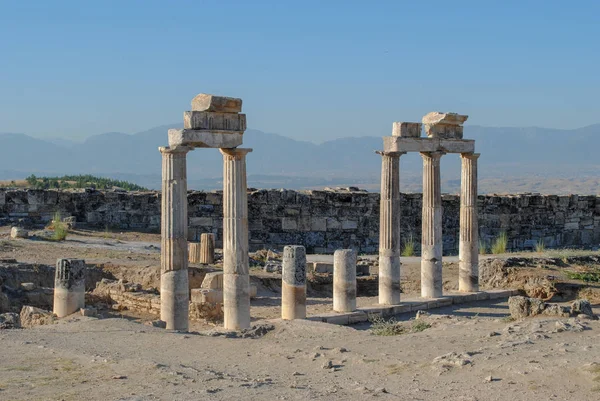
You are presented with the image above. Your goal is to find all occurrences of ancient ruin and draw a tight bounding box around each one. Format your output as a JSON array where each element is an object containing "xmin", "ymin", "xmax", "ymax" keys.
[
  {"xmin": 53, "ymin": 258, "xmax": 85, "ymax": 318},
  {"xmin": 378, "ymin": 113, "xmax": 478, "ymax": 301},
  {"xmin": 159, "ymin": 94, "xmax": 251, "ymax": 330}
]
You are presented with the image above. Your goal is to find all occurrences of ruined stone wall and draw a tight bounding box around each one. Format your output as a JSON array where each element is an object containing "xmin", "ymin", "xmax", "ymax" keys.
[{"xmin": 1, "ymin": 189, "xmax": 599, "ymax": 253}]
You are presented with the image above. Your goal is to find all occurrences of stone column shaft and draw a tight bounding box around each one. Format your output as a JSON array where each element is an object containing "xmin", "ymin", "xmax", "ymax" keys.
[
  {"xmin": 200, "ymin": 233, "xmax": 215, "ymax": 264},
  {"xmin": 421, "ymin": 151, "xmax": 444, "ymax": 298},
  {"xmin": 160, "ymin": 146, "xmax": 190, "ymax": 331},
  {"xmin": 333, "ymin": 249, "xmax": 357, "ymax": 312},
  {"xmin": 377, "ymin": 151, "xmax": 403, "ymax": 305},
  {"xmin": 221, "ymin": 148, "xmax": 252, "ymax": 330},
  {"xmin": 53, "ymin": 258, "xmax": 85, "ymax": 318},
  {"xmin": 281, "ymin": 245, "xmax": 307, "ymax": 320},
  {"xmin": 188, "ymin": 242, "xmax": 201, "ymax": 263},
  {"xmin": 459, "ymin": 153, "xmax": 480, "ymax": 292}
]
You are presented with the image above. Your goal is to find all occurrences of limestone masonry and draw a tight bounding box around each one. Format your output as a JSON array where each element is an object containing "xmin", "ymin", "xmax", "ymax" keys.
[{"xmin": 2, "ymin": 188, "xmax": 599, "ymax": 253}]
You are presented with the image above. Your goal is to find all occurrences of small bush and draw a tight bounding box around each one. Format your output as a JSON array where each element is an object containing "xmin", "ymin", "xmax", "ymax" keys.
[
  {"xmin": 564, "ymin": 270, "xmax": 600, "ymax": 283},
  {"xmin": 411, "ymin": 320, "xmax": 431, "ymax": 332},
  {"xmin": 491, "ymin": 232, "xmax": 508, "ymax": 254},
  {"xmin": 479, "ymin": 240, "xmax": 488, "ymax": 255},
  {"xmin": 369, "ymin": 315, "xmax": 405, "ymax": 336},
  {"xmin": 535, "ymin": 239, "xmax": 546, "ymax": 253},
  {"xmin": 51, "ymin": 212, "xmax": 68, "ymax": 241},
  {"xmin": 401, "ymin": 235, "xmax": 416, "ymax": 257}
]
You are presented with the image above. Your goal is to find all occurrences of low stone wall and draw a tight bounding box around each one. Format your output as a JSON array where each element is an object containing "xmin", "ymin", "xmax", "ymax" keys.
[{"xmin": 1, "ymin": 188, "xmax": 599, "ymax": 254}]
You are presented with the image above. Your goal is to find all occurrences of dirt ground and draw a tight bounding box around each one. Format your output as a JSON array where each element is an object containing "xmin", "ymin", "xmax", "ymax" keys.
[{"xmin": 1, "ymin": 226, "xmax": 600, "ymax": 400}]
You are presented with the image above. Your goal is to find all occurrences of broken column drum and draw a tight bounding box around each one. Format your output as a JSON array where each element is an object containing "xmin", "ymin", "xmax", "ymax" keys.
[
  {"xmin": 200, "ymin": 233, "xmax": 215, "ymax": 264},
  {"xmin": 281, "ymin": 245, "xmax": 307, "ymax": 320},
  {"xmin": 333, "ymin": 249, "xmax": 357, "ymax": 312},
  {"xmin": 53, "ymin": 258, "xmax": 86, "ymax": 318},
  {"xmin": 379, "ymin": 113, "xmax": 474, "ymax": 299},
  {"xmin": 160, "ymin": 93, "xmax": 248, "ymax": 331},
  {"xmin": 160, "ymin": 146, "xmax": 190, "ymax": 331}
]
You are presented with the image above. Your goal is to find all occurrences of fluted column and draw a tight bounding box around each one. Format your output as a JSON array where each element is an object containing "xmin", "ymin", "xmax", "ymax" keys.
[
  {"xmin": 220, "ymin": 148, "xmax": 252, "ymax": 330},
  {"xmin": 53, "ymin": 258, "xmax": 86, "ymax": 317},
  {"xmin": 420, "ymin": 151, "xmax": 444, "ymax": 298},
  {"xmin": 459, "ymin": 153, "xmax": 480, "ymax": 292},
  {"xmin": 377, "ymin": 151, "xmax": 404, "ymax": 305},
  {"xmin": 159, "ymin": 146, "xmax": 190, "ymax": 331},
  {"xmin": 200, "ymin": 233, "xmax": 215, "ymax": 264}
]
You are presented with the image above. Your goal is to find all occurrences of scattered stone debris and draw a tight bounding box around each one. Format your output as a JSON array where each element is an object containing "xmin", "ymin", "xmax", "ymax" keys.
[
  {"xmin": 432, "ymin": 352, "xmax": 473, "ymax": 367},
  {"xmin": 10, "ymin": 227, "xmax": 28, "ymax": 239},
  {"xmin": 0, "ymin": 312, "xmax": 21, "ymax": 329},
  {"xmin": 508, "ymin": 296, "xmax": 597, "ymax": 320},
  {"xmin": 202, "ymin": 323, "xmax": 275, "ymax": 339},
  {"xmin": 80, "ymin": 306, "xmax": 98, "ymax": 317},
  {"xmin": 19, "ymin": 305, "xmax": 54, "ymax": 328}
]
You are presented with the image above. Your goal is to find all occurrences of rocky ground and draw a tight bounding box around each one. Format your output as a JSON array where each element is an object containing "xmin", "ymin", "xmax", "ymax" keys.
[{"xmin": 1, "ymin": 225, "xmax": 600, "ymax": 400}]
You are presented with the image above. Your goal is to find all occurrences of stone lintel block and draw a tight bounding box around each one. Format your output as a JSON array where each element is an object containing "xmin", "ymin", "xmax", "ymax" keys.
[
  {"xmin": 315, "ymin": 312, "xmax": 350, "ymax": 325},
  {"xmin": 486, "ymin": 289, "xmax": 513, "ymax": 299},
  {"xmin": 382, "ymin": 136, "xmax": 475, "ymax": 154},
  {"xmin": 392, "ymin": 304, "xmax": 412, "ymax": 314},
  {"xmin": 191, "ymin": 288, "xmax": 223, "ymax": 304},
  {"xmin": 422, "ymin": 112, "xmax": 468, "ymax": 139},
  {"xmin": 191, "ymin": 93, "xmax": 242, "ymax": 113},
  {"xmin": 183, "ymin": 111, "xmax": 247, "ymax": 131},
  {"xmin": 392, "ymin": 122, "xmax": 422, "ymax": 138},
  {"xmin": 201, "ymin": 271, "xmax": 224, "ymax": 290},
  {"xmin": 313, "ymin": 262, "xmax": 333, "ymax": 274},
  {"xmin": 168, "ymin": 129, "xmax": 243, "ymax": 148}
]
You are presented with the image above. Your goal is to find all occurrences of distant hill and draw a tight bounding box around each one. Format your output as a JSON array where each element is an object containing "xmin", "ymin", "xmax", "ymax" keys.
[{"xmin": 0, "ymin": 124, "xmax": 599, "ymax": 194}]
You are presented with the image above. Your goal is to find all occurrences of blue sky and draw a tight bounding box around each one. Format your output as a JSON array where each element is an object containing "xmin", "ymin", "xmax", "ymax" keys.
[{"xmin": 0, "ymin": 0, "xmax": 598, "ymax": 143}]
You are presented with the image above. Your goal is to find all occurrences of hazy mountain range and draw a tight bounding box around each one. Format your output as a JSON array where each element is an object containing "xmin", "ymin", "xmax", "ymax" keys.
[{"xmin": 1, "ymin": 124, "xmax": 599, "ymax": 194}]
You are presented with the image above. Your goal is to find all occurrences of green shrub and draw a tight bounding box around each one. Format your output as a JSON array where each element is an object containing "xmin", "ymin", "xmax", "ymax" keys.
[
  {"xmin": 369, "ymin": 315, "xmax": 405, "ymax": 336},
  {"xmin": 401, "ymin": 235, "xmax": 416, "ymax": 257},
  {"xmin": 491, "ymin": 232, "xmax": 508, "ymax": 254},
  {"xmin": 411, "ymin": 320, "xmax": 431, "ymax": 332},
  {"xmin": 479, "ymin": 240, "xmax": 488, "ymax": 255},
  {"xmin": 51, "ymin": 212, "xmax": 68, "ymax": 241},
  {"xmin": 535, "ymin": 239, "xmax": 546, "ymax": 253}
]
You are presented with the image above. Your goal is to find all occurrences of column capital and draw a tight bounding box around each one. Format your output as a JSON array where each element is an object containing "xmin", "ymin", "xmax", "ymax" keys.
[
  {"xmin": 220, "ymin": 147, "xmax": 253, "ymax": 160},
  {"xmin": 460, "ymin": 152, "xmax": 480, "ymax": 160},
  {"xmin": 420, "ymin": 150, "xmax": 445, "ymax": 159},
  {"xmin": 375, "ymin": 150, "xmax": 406, "ymax": 157},
  {"xmin": 159, "ymin": 145, "xmax": 191, "ymax": 155}
]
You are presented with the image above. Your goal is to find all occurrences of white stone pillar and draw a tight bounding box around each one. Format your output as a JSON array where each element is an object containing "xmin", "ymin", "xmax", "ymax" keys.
[
  {"xmin": 53, "ymin": 258, "xmax": 85, "ymax": 318},
  {"xmin": 159, "ymin": 146, "xmax": 190, "ymax": 331},
  {"xmin": 459, "ymin": 153, "xmax": 480, "ymax": 292},
  {"xmin": 333, "ymin": 249, "xmax": 357, "ymax": 312},
  {"xmin": 377, "ymin": 150, "xmax": 404, "ymax": 305},
  {"xmin": 420, "ymin": 151, "xmax": 444, "ymax": 298},
  {"xmin": 220, "ymin": 148, "xmax": 252, "ymax": 330},
  {"xmin": 281, "ymin": 245, "xmax": 307, "ymax": 320},
  {"xmin": 200, "ymin": 233, "xmax": 215, "ymax": 264}
]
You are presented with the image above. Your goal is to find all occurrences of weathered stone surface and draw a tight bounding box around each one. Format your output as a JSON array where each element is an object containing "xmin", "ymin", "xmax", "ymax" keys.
[
  {"xmin": 20, "ymin": 305, "xmax": 54, "ymax": 327},
  {"xmin": 201, "ymin": 272, "xmax": 224, "ymax": 290},
  {"xmin": 333, "ymin": 249, "xmax": 357, "ymax": 312},
  {"xmin": 53, "ymin": 258, "xmax": 86, "ymax": 318},
  {"xmin": 282, "ymin": 245, "xmax": 307, "ymax": 320},
  {"xmin": 191, "ymin": 94, "xmax": 242, "ymax": 113},
  {"xmin": 184, "ymin": 111, "xmax": 246, "ymax": 131},
  {"xmin": 168, "ymin": 129, "xmax": 243, "ymax": 148},
  {"xmin": 10, "ymin": 227, "xmax": 28, "ymax": 239},
  {"xmin": 0, "ymin": 312, "xmax": 20, "ymax": 329},
  {"xmin": 2, "ymin": 189, "xmax": 600, "ymax": 254},
  {"xmin": 422, "ymin": 112, "xmax": 468, "ymax": 139},
  {"xmin": 199, "ymin": 233, "xmax": 215, "ymax": 264},
  {"xmin": 392, "ymin": 122, "xmax": 422, "ymax": 138},
  {"xmin": 571, "ymin": 299, "xmax": 598, "ymax": 319},
  {"xmin": 383, "ymin": 137, "xmax": 475, "ymax": 153}
]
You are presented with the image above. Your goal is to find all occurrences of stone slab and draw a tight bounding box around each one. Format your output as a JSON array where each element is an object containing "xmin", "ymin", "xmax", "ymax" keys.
[
  {"xmin": 191, "ymin": 94, "xmax": 242, "ymax": 113},
  {"xmin": 308, "ymin": 289, "xmax": 517, "ymax": 326},
  {"xmin": 392, "ymin": 122, "xmax": 422, "ymax": 138},
  {"xmin": 168, "ymin": 129, "xmax": 243, "ymax": 148},
  {"xmin": 382, "ymin": 137, "xmax": 475, "ymax": 154},
  {"xmin": 184, "ymin": 111, "xmax": 247, "ymax": 131}
]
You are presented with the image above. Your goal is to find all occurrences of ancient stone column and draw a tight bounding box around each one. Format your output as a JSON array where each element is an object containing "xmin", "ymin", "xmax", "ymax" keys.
[
  {"xmin": 188, "ymin": 242, "xmax": 201, "ymax": 263},
  {"xmin": 199, "ymin": 233, "xmax": 215, "ymax": 264},
  {"xmin": 159, "ymin": 146, "xmax": 190, "ymax": 331},
  {"xmin": 333, "ymin": 249, "xmax": 357, "ymax": 312},
  {"xmin": 53, "ymin": 258, "xmax": 85, "ymax": 318},
  {"xmin": 377, "ymin": 150, "xmax": 404, "ymax": 305},
  {"xmin": 459, "ymin": 153, "xmax": 480, "ymax": 292},
  {"xmin": 220, "ymin": 148, "xmax": 252, "ymax": 330},
  {"xmin": 421, "ymin": 151, "xmax": 444, "ymax": 298},
  {"xmin": 281, "ymin": 245, "xmax": 307, "ymax": 320}
]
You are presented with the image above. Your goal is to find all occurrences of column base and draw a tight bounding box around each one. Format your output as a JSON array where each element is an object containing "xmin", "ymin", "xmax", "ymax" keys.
[
  {"xmin": 223, "ymin": 273, "xmax": 250, "ymax": 330},
  {"xmin": 160, "ymin": 269, "xmax": 189, "ymax": 331}
]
